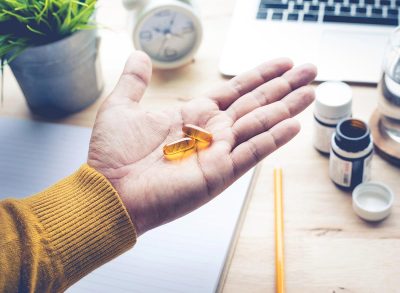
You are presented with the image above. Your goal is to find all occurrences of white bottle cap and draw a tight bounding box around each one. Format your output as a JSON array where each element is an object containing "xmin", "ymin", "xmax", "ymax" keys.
[
  {"xmin": 315, "ymin": 81, "xmax": 352, "ymax": 123},
  {"xmin": 352, "ymin": 182, "xmax": 394, "ymax": 222}
]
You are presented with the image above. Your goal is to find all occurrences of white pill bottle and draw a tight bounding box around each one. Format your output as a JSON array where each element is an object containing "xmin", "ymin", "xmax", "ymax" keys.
[{"xmin": 313, "ymin": 81, "xmax": 353, "ymax": 155}]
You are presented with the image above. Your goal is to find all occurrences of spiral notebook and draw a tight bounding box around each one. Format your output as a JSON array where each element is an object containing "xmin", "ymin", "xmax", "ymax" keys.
[{"xmin": 0, "ymin": 117, "xmax": 256, "ymax": 293}]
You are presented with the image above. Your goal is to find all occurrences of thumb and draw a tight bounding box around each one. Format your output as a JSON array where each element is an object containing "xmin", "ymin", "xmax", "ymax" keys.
[{"xmin": 109, "ymin": 50, "xmax": 152, "ymax": 104}]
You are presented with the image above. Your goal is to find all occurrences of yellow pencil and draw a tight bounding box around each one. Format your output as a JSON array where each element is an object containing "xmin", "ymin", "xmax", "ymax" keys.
[{"xmin": 274, "ymin": 168, "xmax": 285, "ymax": 293}]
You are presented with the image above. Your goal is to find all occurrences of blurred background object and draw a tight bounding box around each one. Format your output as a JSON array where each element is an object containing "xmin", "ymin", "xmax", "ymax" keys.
[
  {"xmin": 219, "ymin": 0, "xmax": 398, "ymax": 83},
  {"xmin": 126, "ymin": 0, "xmax": 203, "ymax": 69},
  {"xmin": 0, "ymin": 0, "xmax": 102, "ymax": 118},
  {"xmin": 370, "ymin": 28, "xmax": 400, "ymax": 166}
]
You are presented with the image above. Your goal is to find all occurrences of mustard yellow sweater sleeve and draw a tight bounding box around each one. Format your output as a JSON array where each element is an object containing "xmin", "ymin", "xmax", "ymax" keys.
[{"xmin": 0, "ymin": 164, "xmax": 137, "ymax": 293}]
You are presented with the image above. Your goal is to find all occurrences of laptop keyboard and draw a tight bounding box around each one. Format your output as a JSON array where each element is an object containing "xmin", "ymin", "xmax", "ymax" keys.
[{"xmin": 256, "ymin": 0, "xmax": 399, "ymax": 25}]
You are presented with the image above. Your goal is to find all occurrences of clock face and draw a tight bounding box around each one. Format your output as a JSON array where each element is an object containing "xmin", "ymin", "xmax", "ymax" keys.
[{"xmin": 136, "ymin": 7, "xmax": 199, "ymax": 63}]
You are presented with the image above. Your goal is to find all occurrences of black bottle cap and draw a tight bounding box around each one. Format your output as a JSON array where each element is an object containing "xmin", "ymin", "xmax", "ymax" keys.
[{"xmin": 335, "ymin": 119, "xmax": 371, "ymax": 153}]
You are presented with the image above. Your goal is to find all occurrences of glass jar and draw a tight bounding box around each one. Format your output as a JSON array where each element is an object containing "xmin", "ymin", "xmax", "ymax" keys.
[{"xmin": 379, "ymin": 28, "xmax": 400, "ymax": 143}]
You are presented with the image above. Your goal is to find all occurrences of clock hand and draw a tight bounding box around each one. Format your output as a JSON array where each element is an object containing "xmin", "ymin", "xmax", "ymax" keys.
[
  {"xmin": 169, "ymin": 32, "xmax": 183, "ymax": 39},
  {"xmin": 169, "ymin": 13, "xmax": 177, "ymax": 29},
  {"xmin": 166, "ymin": 14, "xmax": 183, "ymax": 39},
  {"xmin": 155, "ymin": 13, "xmax": 178, "ymax": 58},
  {"xmin": 153, "ymin": 27, "xmax": 162, "ymax": 34},
  {"xmin": 157, "ymin": 37, "xmax": 168, "ymax": 57}
]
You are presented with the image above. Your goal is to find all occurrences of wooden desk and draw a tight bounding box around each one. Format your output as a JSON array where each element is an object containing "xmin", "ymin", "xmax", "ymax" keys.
[{"xmin": 1, "ymin": 0, "xmax": 399, "ymax": 292}]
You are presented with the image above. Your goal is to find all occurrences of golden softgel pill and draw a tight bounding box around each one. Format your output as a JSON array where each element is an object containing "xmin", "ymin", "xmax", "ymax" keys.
[
  {"xmin": 182, "ymin": 124, "xmax": 213, "ymax": 143},
  {"xmin": 163, "ymin": 137, "xmax": 196, "ymax": 155}
]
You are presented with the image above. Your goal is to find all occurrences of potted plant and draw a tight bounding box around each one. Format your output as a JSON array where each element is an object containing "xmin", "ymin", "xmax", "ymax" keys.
[{"xmin": 0, "ymin": 0, "xmax": 103, "ymax": 118}]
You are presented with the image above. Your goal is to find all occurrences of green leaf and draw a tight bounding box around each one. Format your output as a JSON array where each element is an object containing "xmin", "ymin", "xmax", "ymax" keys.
[
  {"xmin": 1, "ymin": 9, "xmax": 29, "ymax": 23},
  {"xmin": 26, "ymin": 24, "xmax": 46, "ymax": 35}
]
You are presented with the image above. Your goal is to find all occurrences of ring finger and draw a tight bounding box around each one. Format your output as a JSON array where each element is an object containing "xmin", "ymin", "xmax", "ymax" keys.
[
  {"xmin": 226, "ymin": 63, "xmax": 317, "ymax": 122},
  {"xmin": 231, "ymin": 85, "xmax": 315, "ymax": 147}
]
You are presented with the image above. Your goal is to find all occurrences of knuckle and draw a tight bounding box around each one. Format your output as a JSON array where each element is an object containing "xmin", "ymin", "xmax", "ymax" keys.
[{"xmin": 248, "ymin": 140, "xmax": 261, "ymax": 162}]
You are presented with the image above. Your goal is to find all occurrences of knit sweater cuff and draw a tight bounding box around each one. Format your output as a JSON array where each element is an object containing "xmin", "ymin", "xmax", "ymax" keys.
[{"xmin": 23, "ymin": 164, "xmax": 137, "ymax": 288}]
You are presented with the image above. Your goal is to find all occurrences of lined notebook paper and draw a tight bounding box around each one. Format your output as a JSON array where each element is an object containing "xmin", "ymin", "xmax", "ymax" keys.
[{"xmin": 0, "ymin": 117, "xmax": 255, "ymax": 293}]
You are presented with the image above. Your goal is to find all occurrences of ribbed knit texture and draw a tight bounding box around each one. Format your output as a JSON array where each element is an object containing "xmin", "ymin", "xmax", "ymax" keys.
[{"xmin": 0, "ymin": 164, "xmax": 137, "ymax": 292}]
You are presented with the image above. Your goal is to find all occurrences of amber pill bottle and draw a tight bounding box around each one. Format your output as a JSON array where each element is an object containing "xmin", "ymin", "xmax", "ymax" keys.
[{"xmin": 329, "ymin": 119, "xmax": 373, "ymax": 191}]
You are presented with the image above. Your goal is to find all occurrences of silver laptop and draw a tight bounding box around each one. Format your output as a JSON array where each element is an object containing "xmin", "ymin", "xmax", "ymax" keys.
[{"xmin": 219, "ymin": 0, "xmax": 399, "ymax": 83}]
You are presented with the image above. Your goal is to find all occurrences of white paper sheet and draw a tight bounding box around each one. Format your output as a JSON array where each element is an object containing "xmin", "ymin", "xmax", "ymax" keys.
[{"xmin": 0, "ymin": 117, "xmax": 254, "ymax": 293}]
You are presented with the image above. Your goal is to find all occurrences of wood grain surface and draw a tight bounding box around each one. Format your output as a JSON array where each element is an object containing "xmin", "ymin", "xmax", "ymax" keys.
[{"xmin": 1, "ymin": 0, "xmax": 399, "ymax": 292}]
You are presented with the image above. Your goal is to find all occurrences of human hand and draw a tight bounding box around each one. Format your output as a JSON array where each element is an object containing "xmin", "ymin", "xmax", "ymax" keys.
[{"xmin": 88, "ymin": 51, "xmax": 317, "ymax": 236}]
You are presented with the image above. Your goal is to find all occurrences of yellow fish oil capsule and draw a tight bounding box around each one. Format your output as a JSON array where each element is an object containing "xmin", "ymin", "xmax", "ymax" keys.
[
  {"xmin": 163, "ymin": 137, "xmax": 196, "ymax": 155},
  {"xmin": 182, "ymin": 124, "xmax": 213, "ymax": 143}
]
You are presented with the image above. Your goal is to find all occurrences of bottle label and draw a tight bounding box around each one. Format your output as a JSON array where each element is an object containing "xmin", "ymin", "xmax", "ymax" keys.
[
  {"xmin": 363, "ymin": 153, "xmax": 373, "ymax": 182},
  {"xmin": 313, "ymin": 119, "xmax": 336, "ymax": 153},
  {"xmin": 329, "ymin": 148, "xmax": 373, "ymax": 188},
  {"xmin": 329, "ymin": 150, "xmax": 352, "ymax": 187}
]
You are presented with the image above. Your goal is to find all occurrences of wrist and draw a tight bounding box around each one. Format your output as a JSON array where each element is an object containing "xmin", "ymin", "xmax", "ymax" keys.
[
  {"xmin": 23, "ymin": 164, "xmax": 137, "ymax": 288},
  {"xmin": 86, "ymin": 161, "xmax": 146, "ymax": 236}
]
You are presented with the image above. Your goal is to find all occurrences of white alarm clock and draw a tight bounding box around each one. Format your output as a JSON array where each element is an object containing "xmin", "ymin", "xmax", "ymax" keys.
[{"xmin": 124, "ymin": 0, "xmax": 203, "ymax": 69}]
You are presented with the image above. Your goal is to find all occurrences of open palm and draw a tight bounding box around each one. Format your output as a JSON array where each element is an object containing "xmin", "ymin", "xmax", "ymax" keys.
[{"xmin": 88, "ymin": 51, "xmax": 317, "ymax": 236}]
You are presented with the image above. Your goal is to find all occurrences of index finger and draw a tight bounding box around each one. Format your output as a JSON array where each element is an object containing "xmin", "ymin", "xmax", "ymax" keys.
[{"xmin": 206, "ymin": 58, "xmax": 294, "ymax": 110}]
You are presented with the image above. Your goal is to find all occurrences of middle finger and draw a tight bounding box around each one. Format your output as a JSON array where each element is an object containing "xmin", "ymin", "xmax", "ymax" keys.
[{"xmin": 226, "ymin": 63, "xmax": 317, "ymax": 122}]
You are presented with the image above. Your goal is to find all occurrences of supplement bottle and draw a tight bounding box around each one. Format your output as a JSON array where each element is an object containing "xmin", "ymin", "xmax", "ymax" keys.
[
  {"xmin": 329, "ymin": 119, "xmax": 373, "ymax": 191},
  {"xmin": 314, "ymin": 81, "xmax": 352, "ymax": 154}
]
